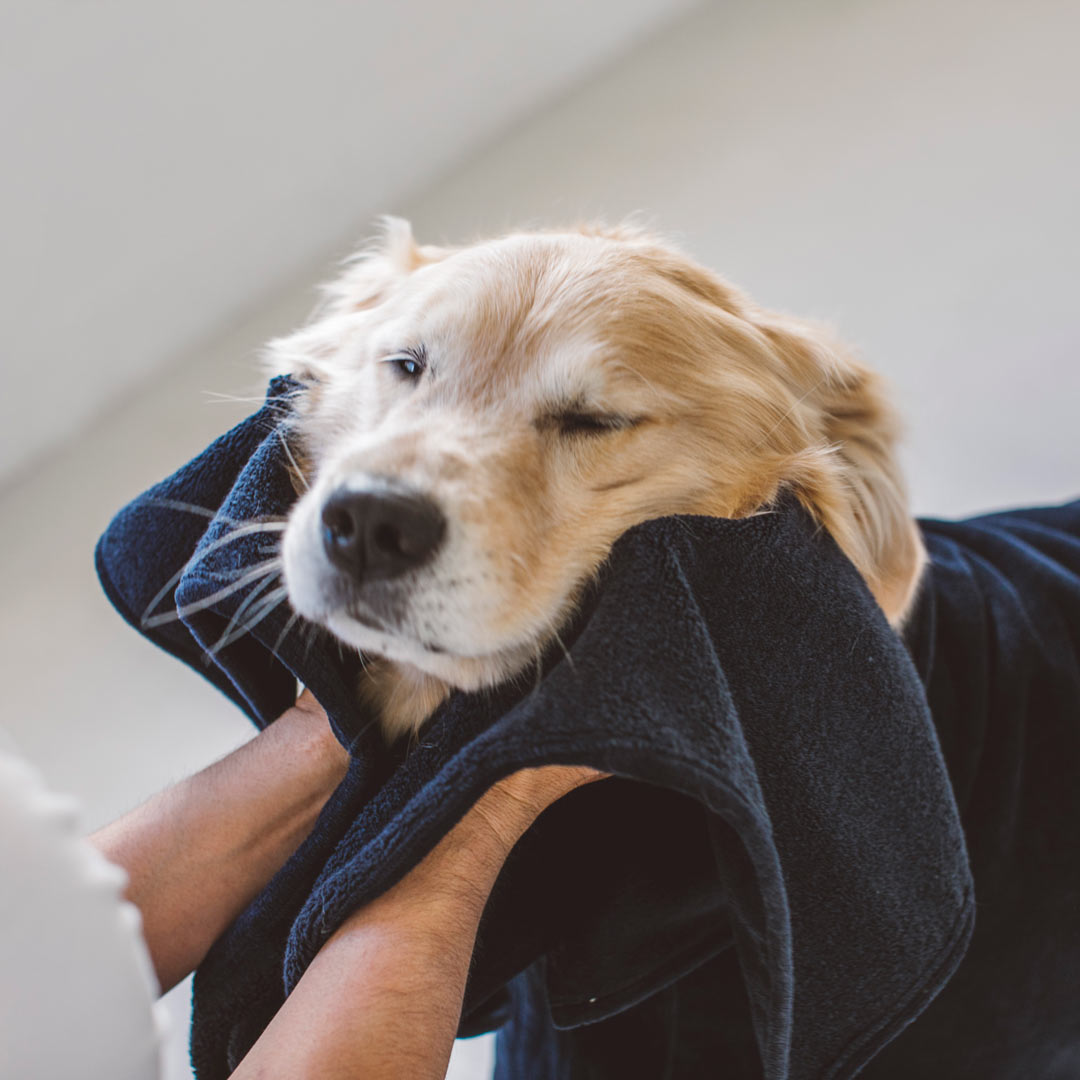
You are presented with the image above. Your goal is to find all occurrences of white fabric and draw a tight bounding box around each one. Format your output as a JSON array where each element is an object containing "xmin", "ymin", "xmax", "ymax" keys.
[{"xmin": 0, "ymin": 749, "xmax": 163, "ymax": 1080}]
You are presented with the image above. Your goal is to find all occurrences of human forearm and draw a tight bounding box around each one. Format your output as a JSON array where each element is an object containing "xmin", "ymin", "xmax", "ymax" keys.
[
  {"xmin": 90, "ymin": 693, "xmax": 349, "ymax": 993},
  {"xmin": 231, "ymin": 869, "xmax": 491, "ymax": 1080},
  {"xmin": 232, "ymin": 765, "xmax": 603, "ymax": 1080}
]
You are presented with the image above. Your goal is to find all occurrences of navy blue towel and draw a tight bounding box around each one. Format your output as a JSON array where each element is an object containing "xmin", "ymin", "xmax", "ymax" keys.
[{"xmin": 95, "ymin": 378, "xmax": 1078, "ymax": 1078}]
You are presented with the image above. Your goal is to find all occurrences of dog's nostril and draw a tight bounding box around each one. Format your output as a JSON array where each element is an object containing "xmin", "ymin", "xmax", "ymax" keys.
[
  {"xmin": 322, "ymin": 504, "xmax": 357, "ymax": 543},
  {"xmin": 320, "ymin": 486, "xmax": 445, "ymax": 583}
]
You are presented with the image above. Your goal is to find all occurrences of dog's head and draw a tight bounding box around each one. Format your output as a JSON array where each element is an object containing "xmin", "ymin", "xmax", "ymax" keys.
[{"xmin": 275, "ymin": 220, "xmax": 924, "ymax": 737}]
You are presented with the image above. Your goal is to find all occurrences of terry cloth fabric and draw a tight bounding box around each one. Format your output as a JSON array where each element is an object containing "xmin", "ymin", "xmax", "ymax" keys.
[
  {"xmin": 93, "ymin": 377, "xmax": 1068, "ymax": 1078},
  {"xmin": 490, "ymin": 499, "xmax": 1080, "ymax": 1080}
]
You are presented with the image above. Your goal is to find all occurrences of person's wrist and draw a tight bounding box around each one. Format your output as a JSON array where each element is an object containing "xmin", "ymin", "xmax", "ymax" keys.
[
  {"xmin": 327, "ymin": 765, "xmax": 609, "ymax": 965},
  {"xmin": 235, "ymin": 692, "xmax": 349, "ymax": 865},
  {"xmin": 273, "ymin": 691, "xmax": 350, "ymax": 777},
  {"xmin": 402, "ymin": 766, "xmax": 607, "ymax": 910}
]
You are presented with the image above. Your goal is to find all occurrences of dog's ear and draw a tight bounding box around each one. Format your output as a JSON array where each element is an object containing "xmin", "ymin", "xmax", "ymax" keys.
[
  {"xmin": 321, "ymin": 216, "xmax": 449, "ymax": 315},
  {"xmin": 760, "ymin": 315, "xmax": 927, "ymax": 625}
]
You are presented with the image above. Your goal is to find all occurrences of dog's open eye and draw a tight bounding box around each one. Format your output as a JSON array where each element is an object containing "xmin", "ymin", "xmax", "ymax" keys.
[{"xmin": 381, "ymin": 346, "xmax": 427, "ymax": 380}]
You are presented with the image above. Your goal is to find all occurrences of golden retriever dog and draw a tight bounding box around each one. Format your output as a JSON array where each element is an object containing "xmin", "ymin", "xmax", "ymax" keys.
[{"xmin": 275, "ymin": 219, "xmax": 925, "ymax": 740}]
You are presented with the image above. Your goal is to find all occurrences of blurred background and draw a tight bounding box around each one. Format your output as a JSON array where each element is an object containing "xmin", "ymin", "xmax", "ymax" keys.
[{"xmin": 1, "ymin": 0, "xmax": 1077, "ymax": 1076}]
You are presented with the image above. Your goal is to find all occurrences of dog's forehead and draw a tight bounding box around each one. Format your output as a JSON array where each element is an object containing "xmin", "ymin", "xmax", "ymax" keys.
[
  {"xmin": 416, "ymin": 237, "xmax": 600, "ymax": 337},
  {"xmin": 385, "ymin": 234, "xmax": 649, "ymax": 402}
]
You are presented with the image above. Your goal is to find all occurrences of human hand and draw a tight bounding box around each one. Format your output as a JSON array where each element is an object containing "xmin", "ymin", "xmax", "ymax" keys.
[
  {"xmin": 90, "ymin": 689, "xmax": 348, "ymax": 993},
  {"xmin": 421, "ymin": 765, "xmax": 609, "ymax": 902},
  {"xmin": 231, "ymin": 763, "xmax": 608, "ymax": 1079}
]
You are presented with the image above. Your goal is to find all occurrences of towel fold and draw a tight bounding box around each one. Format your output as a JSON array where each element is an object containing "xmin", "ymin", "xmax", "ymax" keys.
[{"xmin": 101, "ymin": 376, "xmax": 1080, "ymax": 1079}]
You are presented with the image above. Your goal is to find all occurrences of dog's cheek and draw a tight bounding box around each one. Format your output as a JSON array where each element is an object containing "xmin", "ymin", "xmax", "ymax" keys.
[
  {"xmin": 280, "ymin": 495, "xmax": 330, "ymax": 621},
  {"xmin": 424, "ymin": 439, "xmax": 551, "ymax": 645}
]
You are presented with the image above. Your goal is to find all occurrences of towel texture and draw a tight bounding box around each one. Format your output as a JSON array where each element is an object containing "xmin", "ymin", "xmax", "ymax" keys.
[{"xmin": 95, "ymin": 378, "xmax": 1077, "ymax": 1078}]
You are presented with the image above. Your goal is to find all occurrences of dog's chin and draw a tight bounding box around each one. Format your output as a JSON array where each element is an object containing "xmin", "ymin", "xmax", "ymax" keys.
[{"xmin": 322, "ymin": 609, "xmax": 536, "ymax": 692}]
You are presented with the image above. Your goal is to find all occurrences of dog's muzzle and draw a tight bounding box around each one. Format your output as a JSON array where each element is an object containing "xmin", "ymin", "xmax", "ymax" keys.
[{"xmin": 320, "ymin": 485, "xmax": 446, "ymax": 584}]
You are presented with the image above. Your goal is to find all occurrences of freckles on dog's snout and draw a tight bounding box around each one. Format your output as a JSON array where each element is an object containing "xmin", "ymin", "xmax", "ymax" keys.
[{"xmin": 320, "ymin": 485, "xmax": 446, "ymax": 584}]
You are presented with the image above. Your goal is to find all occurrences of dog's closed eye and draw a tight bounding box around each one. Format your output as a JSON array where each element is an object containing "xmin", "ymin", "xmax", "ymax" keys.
[{"xmin": 540, "ymin": 410, "xmax": 642, "ymax": 437}]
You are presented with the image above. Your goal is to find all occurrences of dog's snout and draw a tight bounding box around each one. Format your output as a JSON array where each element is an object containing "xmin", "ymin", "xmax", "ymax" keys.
[{"xmin": 320, "ymin": 487, "xmax": 446, "ymax": 582}]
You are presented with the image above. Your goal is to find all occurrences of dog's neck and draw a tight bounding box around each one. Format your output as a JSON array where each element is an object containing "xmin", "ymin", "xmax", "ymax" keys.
[{"xmin": 359, "ymin": 659, "xmax": 452, "ymax": 743}]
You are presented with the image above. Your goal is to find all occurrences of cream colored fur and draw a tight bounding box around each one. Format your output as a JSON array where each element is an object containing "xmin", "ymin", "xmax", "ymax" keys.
[{"xmin": 273, "ymin": 220, "xmax": 925, "ymax": 739}]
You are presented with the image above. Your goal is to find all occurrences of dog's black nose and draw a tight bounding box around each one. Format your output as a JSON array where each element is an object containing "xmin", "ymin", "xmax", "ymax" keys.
[{"xmin": 321, "ymin": 487, "xmax": 446, "ymax": 582}]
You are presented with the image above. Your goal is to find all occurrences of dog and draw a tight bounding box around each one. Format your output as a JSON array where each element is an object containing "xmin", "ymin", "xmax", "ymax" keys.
[{"xmin": 274, "ymin": 219, "xmax": 925, "ymax": 740}]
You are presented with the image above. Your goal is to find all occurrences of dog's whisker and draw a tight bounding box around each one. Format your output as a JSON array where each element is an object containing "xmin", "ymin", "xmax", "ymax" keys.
[
  {"xmin": 210, "ymin": 572, "xmax": 283, "ymax": 653},
  {"xmin": 670, "ymin": 516, "xmax": 701, "ymax": 542},
  {"xmin": 550, "ymin": 629, "xmax": 576, "ymax": 673},
  {"xmin": 143, "ymin": 561, "xmax": 284, "ymax": 629},
  {"xmin": 204, "ymin": 556, "xmax": 283, "ymax": 585},
  {"xmin": 201, "ymin": 390, "xmax": 280, "ymax": 406},
  {"xmin": 270, "ymin": 611, "xmax": 302, "ymax": 659},
  {"xmin": 355, "ymin": 648, "xmax": 369, "ymax": 678},
  {"xmin": 144, "ymin": 498, "xmax": 288, "ymax": 531},
  {"xmin": 143, "ymin": 497, "xmax": 218, "ymax": 520},
  {"xmin": 138, "ymin": 520, "xmax": 290, "ymax": 624},
  {"xmin": 137, "ymin": 525, "xmax": 288, "ymax": 626},
  {"xmin": 523, "ymin": 641, "xmax": 545, "ymax": 705},
  {"xmin": 179, "ymin": 522, "xmax": 290, "ymax": 578},
  {"xmin": 210, "ymin": 586, "xmax": 291, "ymax": 651},
  {"xmin": 300, "ymin": 623, "xmax": 321, "ymax": 666},
  {"xmin": 276, "ymin": 427, "xmax": 310, "ymax": 492},
  {"xmin": 140, "ymin": 534, "xmax": 278, "ymax": 631}
]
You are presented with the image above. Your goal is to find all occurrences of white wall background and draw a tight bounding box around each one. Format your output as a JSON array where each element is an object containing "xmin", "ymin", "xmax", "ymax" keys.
[
  {"xmin": 1, "ymin": 0, "xmax": 1078, "ymax": 1077},
  {"xmin": 401, "ymin": 0, "xmax": 1080, "ymax": 517},
  {"xmin": 0, "ymin": 0, "xmax": 697, "ymax": 485}
]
